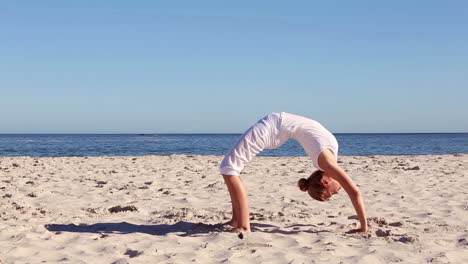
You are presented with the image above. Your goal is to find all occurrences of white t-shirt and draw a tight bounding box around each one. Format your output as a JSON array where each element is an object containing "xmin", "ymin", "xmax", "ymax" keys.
[{"xmin": 220, "ymin": 112, "xmax": 339, "ymax": 176}]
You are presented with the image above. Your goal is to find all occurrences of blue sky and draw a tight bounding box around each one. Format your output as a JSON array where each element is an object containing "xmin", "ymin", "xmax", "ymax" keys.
[{"xmin": 1, "ymin": 1, "xmax": 467, "ymax": 133}]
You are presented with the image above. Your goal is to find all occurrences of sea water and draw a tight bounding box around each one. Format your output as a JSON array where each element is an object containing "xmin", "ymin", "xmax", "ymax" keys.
[{"xmin": 0, "ymin": 133, "xmax": 467, "ymax": 157}]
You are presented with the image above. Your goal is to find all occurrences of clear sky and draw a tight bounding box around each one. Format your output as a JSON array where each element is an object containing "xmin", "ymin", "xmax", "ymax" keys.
[{"xmin": 1, "ymin": 1, "xmax": 467, "ymax": 133}]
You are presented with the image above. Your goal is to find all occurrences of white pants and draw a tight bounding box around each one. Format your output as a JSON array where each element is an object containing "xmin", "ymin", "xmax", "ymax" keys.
[{"xmin": 219, "ymin": 113, "xmax": 287, "ymax": 176}]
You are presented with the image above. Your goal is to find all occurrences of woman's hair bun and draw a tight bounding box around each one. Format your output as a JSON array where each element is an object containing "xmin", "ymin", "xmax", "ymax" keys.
[{"xmin": 297, "ymin": 178, "xmax": 309, "ymax": 192}]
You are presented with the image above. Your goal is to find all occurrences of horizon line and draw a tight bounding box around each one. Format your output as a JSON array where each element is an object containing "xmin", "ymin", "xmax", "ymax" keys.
[{"xmin": 1, "ymin": 132, "xmax": 467, "ymax": 135}]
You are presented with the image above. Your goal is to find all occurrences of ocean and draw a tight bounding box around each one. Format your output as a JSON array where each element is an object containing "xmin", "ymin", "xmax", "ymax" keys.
[{"xmin": 0, "ymin": 133, "xmax": 467, "ymax": 157}]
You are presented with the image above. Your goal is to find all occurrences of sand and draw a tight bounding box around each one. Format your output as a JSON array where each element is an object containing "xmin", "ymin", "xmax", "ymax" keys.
[{"xmin": 0, "ymin": 154, "xmax": 467, "ymax": 264}]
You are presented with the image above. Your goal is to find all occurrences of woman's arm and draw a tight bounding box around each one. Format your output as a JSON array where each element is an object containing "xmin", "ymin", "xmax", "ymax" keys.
[{"xmin": 318, "ymin": 150, "xmax": 369, "ymax": 232}]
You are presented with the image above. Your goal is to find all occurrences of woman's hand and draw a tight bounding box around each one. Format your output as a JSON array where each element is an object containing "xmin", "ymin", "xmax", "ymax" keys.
[{"xmin": 318, "ymin": 150, "xmax": 369, "ymax": 234}]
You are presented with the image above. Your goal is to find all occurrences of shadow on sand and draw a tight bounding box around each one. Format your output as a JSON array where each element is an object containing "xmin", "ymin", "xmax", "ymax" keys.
[
  {"xmin": 45, "ymin": 221, "xmax": 225, "ymax": 237},
  {"xmin": 45, "ymin": 221, "xmax": 331, "ymax": 237}
]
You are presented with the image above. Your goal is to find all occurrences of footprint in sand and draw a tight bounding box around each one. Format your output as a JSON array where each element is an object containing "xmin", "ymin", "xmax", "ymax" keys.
[
  {"xmin": 228, "ymin": 242, "xmax": 272, "ymax": 250},
  {"xmin": 108, "ymin": 205, "xmax": 138, "ymax": 213},
  {"xmin": 124, "ymin": 249, "xmax": 143, "ymax": 258},
  {"xmin": 457, "ymin": 238, "xmax": 468, "ymax": 246},
  {"xmin": 397, "ymin": 236, "xmax": 417, "ymax": 244},
  {"xmin": 375, "ymin": 229, "xmax": 391, "ymax": 237}
]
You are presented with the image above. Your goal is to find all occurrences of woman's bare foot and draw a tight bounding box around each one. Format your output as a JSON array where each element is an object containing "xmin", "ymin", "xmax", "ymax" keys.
[
  {"xmin": 231, "ymin": 226, "xmax": 251, "ymax": 233},
  {"xmin": 224, "ymin": 219, "xmax": 238, "ymax": 228}
]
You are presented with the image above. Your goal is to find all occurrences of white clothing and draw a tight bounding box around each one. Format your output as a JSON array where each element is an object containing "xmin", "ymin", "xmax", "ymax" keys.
[{"xmin": 219, "ymin": 112, "xmax": 338, "ymax": 176}]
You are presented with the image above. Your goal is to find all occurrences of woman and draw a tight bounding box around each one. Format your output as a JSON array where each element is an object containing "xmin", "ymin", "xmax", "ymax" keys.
[{"xmin": 220, "ymin": 112, "xmax": 368, "ymax": 233}]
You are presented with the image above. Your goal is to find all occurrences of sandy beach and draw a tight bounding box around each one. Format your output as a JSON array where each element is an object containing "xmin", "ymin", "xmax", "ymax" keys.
[{"xmin": 0, "ymin": 154, "xmax": 467, "ymax": 263}]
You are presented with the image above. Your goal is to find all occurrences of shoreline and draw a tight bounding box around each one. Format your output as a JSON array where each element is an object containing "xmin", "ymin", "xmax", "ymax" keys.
[
  {"xmin": 1, "ymin": 153, "xmax": 466, "ymax": 158},
  {"xmin": 1, "ymin": 154, "xmax": 467, "ymax": 263}
]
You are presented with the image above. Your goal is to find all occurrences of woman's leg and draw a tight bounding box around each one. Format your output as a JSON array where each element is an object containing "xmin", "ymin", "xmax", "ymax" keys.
[
  {"xmin": 219, "ymin": 115, "xmax": 277, "ymax": 231},
  {"xmin": 223, "ymin": 175, "xmax": 251, "ymax": 232},
  {"xmin": 224, "ymin": 177, "xmax": 238, "ymax": 227}
]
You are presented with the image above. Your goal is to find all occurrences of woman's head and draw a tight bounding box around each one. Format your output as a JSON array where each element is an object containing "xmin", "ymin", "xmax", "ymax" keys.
[{"xmin": 298, "ymin": 170, "xmax": 342, "ymax": 201}]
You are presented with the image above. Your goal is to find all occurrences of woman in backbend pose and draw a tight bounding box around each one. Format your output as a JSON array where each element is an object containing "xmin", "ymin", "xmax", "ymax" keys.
[{"xmin": 220, "ymin": 112, "xmax": 368, "ymax": 233}]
